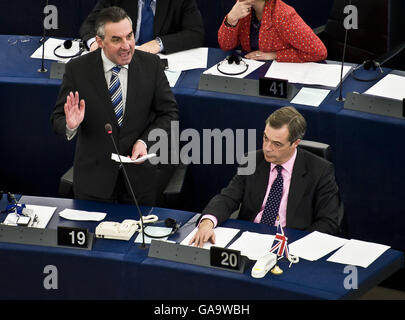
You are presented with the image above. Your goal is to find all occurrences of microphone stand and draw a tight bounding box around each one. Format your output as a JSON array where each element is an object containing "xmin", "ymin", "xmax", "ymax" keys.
[
  {"xmin": 105, "ymin": 124, "xmax": 147, "ymax": 249},
  {"xmin": 336, "ymin": 0, "xmax": 352, "ymax": 102},
  {"xmin": 38, "ymin": 0, "xmax": 49, "ymax": 73}
]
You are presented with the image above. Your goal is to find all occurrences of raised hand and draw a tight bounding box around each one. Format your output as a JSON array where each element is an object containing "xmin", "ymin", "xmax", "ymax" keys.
[
  {"xmin": 227, "ymin": 0, "xmax": 254, "ymax": 26},
  {"xmin": 64, "ymin": 91, "xmax": 85, "ymax": 129}
]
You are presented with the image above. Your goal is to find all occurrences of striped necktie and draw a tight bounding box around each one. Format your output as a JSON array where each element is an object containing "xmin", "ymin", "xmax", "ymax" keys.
[
  {"xmin": 109, "ymin": 65, "xmax": 124, "ymax": 127},
  {"xmin": 260, "ymin": 165, "xmax": 284, "ymax": 226}
]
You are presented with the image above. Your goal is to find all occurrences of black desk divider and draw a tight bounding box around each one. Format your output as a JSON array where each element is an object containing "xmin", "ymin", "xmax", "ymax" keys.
[
  {"xmin": 148, "ymin": 240, "xmax": 248, "ymax": 273},
  {"xmin": 198, "ymin": 74, "xmax": 298, "ymax": 101},
  {"xmin": 0, "ymin": 224, "xmax": 94, "ymax": 250},
  {"xmin": 344, "ymin": 92, "xmax": 405, "ymax": 119}
]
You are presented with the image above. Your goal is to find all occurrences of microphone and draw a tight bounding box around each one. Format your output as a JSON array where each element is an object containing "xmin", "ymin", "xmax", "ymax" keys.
[
  {"xmin": 336, "ymin": 0, "xmax": 352, "ymax": 102},
  {"xmin": 38, "ymin": 0, "xmax": 49, "ymax": 73},
  {"xmin": 104, "ymin": 123, "xmax": 147, "ymax": 248}
]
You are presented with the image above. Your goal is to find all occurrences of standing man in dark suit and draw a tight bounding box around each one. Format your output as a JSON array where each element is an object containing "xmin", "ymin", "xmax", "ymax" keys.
[
  {"xmin": 80, "ymin": 0, "xmax": 205, "ymax": 54},
  {"xmin": 190, "ymin": 106, "xmax": 344, "ymax": 247},
  {"xmin": 51, "ymin": 7, "xmax": 179, "ymax": 204}
]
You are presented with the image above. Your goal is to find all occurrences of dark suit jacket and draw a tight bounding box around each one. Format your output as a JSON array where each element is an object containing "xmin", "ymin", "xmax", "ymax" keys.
[
  {"xmin": 80, "ymin": 0, "xmax": 205, "ymax": 54},
  {"xmin": 203, "ymin": 149, "xmax": 344, "ymax": 235},
  {"xmin": 51, "ymin": 49, "xmax": 179, "ymax": 202}
]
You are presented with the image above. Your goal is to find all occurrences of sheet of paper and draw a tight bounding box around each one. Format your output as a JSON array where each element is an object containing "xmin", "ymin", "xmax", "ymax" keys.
[
  {"xmin": 364, "ymin": 73, "xmax": 405, "ymax": 101},
  {"xmin": 288, "ymin": 231, "xmax": 349, "ymax": 261},
  {"xmin": 111, "ymin": 153, "xmax": 156, "ymax": 163},
  {"xmin": 203, "ymin": 58, "xmax": 265, "ymax": 79},
  {"xmin": 59, "ymin": 209, "xmax": 106, "ymax": 222},
  {"xmin": 228, "ymin": 231, "xmax": 275, "ymax": 261},
  {"xmin": 265, "ymin": 61, "xmax": 352, "ymax": 88},
  {"xmin": 26, "ymin": 205, "xmax": 56, "ymax": 228},
  {"xmin": 291, "ymin": 87, "xmax": 331, "ymax": 107},
  {"xmin": 134, "ymin": 226, "xmax": 172, "ymax": 244},
  {"xmin": 180, "ymin": 227, "xmax": 240, "ymax": 249},
  {"xmin": 327, "ymin": 239, "xmax": 390, "ymax": 268},
  {"xmin": 158, "ymin": 47, "xmax": 208, "ymax": 72},
  {"xmin": 30, "ymin": 38, "xmax": 82, "ymax": 63},
  {"xmin": 164, "ymin": 70, "xmax": 181, "ymax": 87}
]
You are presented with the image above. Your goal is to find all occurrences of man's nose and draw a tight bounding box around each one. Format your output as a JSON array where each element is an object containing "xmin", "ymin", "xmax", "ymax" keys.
[{"xmin": 121, "ymin": 39, "xmax": 130, "ymax": 50}]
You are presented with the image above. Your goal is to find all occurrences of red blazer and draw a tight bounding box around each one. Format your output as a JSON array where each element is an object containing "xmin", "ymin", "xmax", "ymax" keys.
[{"xmin": 218, "ymin": 0, "xmax": 327, "ymax": 63}]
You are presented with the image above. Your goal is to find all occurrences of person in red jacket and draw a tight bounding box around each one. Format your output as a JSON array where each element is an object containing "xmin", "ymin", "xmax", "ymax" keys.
[{"xmin": 218, "ymin": 0, "xmax": 327, "ymax": 62}]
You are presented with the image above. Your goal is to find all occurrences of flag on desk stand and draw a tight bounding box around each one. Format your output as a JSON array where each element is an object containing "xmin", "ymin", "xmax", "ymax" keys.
[
  {"xmin": 269, "ymin": 222, "xmax": 299, "ymax": 270},
  {"xmin": 270, "ymin": 223, "xmax": 289, "ymax": 259}
]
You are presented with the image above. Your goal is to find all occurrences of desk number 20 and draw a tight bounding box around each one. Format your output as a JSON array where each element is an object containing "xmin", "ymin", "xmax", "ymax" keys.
[
  {"xmin": 221, "ymin": 251, "xmax": 238, "ymax": 267},
  {"xmin": 69, "ymin": 230, "xmax": 86, "ymax": 246}
]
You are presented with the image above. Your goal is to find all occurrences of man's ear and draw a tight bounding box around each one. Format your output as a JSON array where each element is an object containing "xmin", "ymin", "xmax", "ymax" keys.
[
  {"xmin": 95, "ymin": 35, "xmax": 104, "ymax": 49},
  {"xmin": 293, "ymin": 139, "xmax": 301, "ymax": 148}
]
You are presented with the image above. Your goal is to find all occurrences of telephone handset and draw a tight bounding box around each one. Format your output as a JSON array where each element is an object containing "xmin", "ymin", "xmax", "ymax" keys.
[{"xmin": 95, "ymin": 215, "xmax": 158, "ymax": 241}]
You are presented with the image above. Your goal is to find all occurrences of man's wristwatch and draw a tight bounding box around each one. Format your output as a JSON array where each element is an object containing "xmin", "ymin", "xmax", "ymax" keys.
[{"xmin": 155, "ymin": 37, "xmax": 163, "ymax": 52}]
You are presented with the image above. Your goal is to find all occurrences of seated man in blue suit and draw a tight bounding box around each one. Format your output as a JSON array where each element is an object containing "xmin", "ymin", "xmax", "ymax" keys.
[
  {"xmin": 190, "ymin": 106, "xmax": 344, "ymax": 247},
  {"xmin": 80, "ymin": 0, "xmax": 205, "ymax": 54}
]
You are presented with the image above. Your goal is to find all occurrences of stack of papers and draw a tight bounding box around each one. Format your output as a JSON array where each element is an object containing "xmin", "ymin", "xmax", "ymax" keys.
[
  {"xmin": 290, "ymin": 87, "xmax": 331, "ymax": 107},
  {"xmin": 59, "ymin": 209, "xmax": 106, "ymax": 222},
  {"xmin": 364, "ymin": 73, "xmax": 405, "ymax": 101},
  {"xmin": 327, "ymin": 239, "xmax": 390, "ymax": 268},
  {"xmin": 288, "ymin": 231, "xmax": 348, "ymax": 261},
  {"xmin": 180, "ymin": 227, "xmax": 240, "ymax": 249},
  {"xmin": 228, "ymin": 231, "xmax": 275, "ymax": 261},
  {"xmin": 158, "ymin": 47, "xmax": 208, "ymax": 72},
  {"xmin": 265, "ymin": 61, "xmax": 352, "ymax": 88},
  {"xmin": 111, "ymin": 153, "xmax": 156, "ymax": 164},
  {"xmin": 289, "ymin": 231, "xmax": 391, "ymax": 268}
]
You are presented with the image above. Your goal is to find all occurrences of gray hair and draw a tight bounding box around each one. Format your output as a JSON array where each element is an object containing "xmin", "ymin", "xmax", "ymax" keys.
[{"xmin": 95, "ymin": 6, "xmax": 133, "ymax": 39}]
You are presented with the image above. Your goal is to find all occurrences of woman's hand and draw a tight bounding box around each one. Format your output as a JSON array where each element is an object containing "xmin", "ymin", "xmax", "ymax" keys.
[
  {"xmin": 245, "ymin": 50, "xmax": 277, "ymax": 61},
  {"xmin": 226, "ymin": 0, "xmax": 254, "ymax": 26}
]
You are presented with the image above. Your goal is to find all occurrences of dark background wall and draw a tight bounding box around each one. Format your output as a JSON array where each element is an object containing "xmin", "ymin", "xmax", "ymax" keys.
[{"xmin": 0, "ymin": 0, "xmax": 334, "ymax": 48}]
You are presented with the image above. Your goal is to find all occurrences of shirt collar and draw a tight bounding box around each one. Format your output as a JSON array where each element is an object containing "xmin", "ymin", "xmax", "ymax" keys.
[
  {"xmin": 101, "ymin": 49, "xmax": 129, "ymax": 73},
  {"xmin": 270, "ymin": 148, "xmax": 297, "ymax": 174}
]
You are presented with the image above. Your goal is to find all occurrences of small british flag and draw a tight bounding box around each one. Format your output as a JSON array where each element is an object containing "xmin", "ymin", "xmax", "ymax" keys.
[{"xmin": 269, "ymin": 223, "xmax": 289, "ymax": 259}]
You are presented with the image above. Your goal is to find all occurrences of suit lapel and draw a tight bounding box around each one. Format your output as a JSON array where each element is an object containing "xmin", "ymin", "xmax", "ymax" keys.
[
  {"xmin": 286, "ymin": 149, "xmax": 308, "ymax": 226},
  {"xmin": 252, "ymin": 155, "xmax": 271, "ymax": 214},
  {"xmin": 88, "ymin": 49, "xmax": 118, "ymax": 130},
  {"xmin": 154, "ymin": 0, "xmax": 170, "ymax": 36}
]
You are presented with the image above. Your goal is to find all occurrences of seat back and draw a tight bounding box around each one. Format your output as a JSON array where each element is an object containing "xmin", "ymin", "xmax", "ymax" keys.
[
  {"xmin": 298, "ymin": 140, "xmax": 332, "ymax": 162},
  {"xmin": 318, "ymin": 0, "xmax": 405, "ymax": 64}
]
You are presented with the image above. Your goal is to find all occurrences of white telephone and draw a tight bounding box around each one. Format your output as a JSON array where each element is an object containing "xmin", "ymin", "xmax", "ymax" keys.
[
  {"xmin": 251, "ymin": 253, "xmax": 277, "ymax": 278},
  {"xmin": 95, "ymin": 215, "xmax": 158, "ymax": 241}
]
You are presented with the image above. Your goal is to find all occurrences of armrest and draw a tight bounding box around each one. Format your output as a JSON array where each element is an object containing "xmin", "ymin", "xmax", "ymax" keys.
[
  {"xmin": 163, "ymin": 163, "xmax": 188, "ymax": 197},
  {"xmin": 312, "ymin": 24, "xmax": 326, "ymax": 35},
  {"xmin": 377, "ymin": 42, "xmax": 405, "ymax": 66},
  {"xmin": 59, "ymin": 166, "xmax": 74, "ymax": 198}
]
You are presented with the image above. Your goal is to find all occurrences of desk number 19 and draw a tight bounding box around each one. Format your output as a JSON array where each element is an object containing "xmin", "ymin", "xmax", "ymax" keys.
[
  {"xmin": 69, "ymin": 230, "xmax": 86, "ymax": 246},
  {"xmin": 57, "ymin": 226, "xmax": 88, "ymax": 248}
]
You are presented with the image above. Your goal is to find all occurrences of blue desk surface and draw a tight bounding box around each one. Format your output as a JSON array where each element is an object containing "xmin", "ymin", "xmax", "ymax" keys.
[
  {"xmin": 0, "ymin": 195, "xmax": 403, "ymax": 300},
  {"xmin": 1, "ymin": 34, "xmax": 405, "ymax": 256}
]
